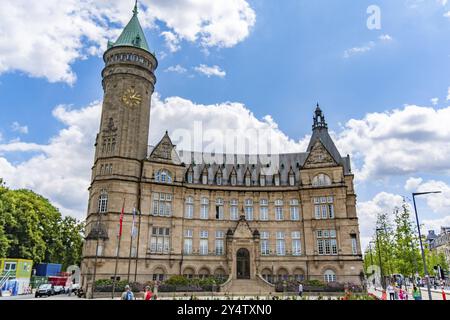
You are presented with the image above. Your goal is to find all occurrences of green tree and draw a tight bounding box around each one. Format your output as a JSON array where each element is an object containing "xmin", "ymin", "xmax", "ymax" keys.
[{"xmin": 0, "ymin": 180, "xmax": 84, "ymax": 269}]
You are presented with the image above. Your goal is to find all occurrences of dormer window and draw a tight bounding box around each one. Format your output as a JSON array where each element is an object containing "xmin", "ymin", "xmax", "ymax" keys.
[
  {"xmin": 202, "ymin": 175, "xmax": 208, "ymax": 185},
  {"xmin": 245, "ymin": 176, "xmax": 251, "ymax": 186},
  {"xmin": 260, "ymin": 175, "xmax": 266, "ymax": 186},
  {"xmin": 187, "ymin": 172, "xmax": 193, "ymax": 184},
  {"xmin": 217, "ymin": 175, "xmax": 222, "ymax": 185},
  {"xmin": 156, "ymin": 170, "xmax": 172, "ymax": 184},
  {"xmin": 289, "ymin": 174, "xmax": 295, "ymax": 186},
  {"xmin": 274, "ymin": 174, "xmax": 280, "ymax": 186}
]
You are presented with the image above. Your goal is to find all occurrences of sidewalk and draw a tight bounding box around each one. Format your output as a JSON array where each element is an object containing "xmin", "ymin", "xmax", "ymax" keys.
[{"xmin": 368, "ymin": 286, "xmax": 448, "ymax": 301}]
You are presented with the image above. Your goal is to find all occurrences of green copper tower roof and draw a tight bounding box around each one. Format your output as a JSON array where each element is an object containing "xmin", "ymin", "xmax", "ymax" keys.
[{"xmin": 108, "ymin": 1, "xmax": 150, "ymax": 52}]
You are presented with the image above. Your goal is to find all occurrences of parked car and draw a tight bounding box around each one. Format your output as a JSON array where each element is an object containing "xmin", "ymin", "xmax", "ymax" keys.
[
  {"xmin": 35, "ymin": 284, "xmax": 55, "ymax": 298},
  {"xmin": 53, "ymin": 285, "xmax": 64, "ymax": 295}
]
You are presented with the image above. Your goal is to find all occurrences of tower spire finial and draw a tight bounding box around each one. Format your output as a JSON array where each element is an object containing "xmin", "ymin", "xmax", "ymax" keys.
[
  {"xmin": 312, "ymin": 103, "xmax": 327, "ymax": 130},
  {"xmin": 133, "ymin": 0, "xmax": 138, "ymax": 16}
]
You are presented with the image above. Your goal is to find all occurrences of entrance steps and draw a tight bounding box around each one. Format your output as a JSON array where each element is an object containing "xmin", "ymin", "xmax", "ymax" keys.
[{"xmin": 220, "ymin": 277, "xmax": 275, "ymax": 295}]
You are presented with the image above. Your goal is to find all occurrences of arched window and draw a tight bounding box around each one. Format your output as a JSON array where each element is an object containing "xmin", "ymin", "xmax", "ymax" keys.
[
  {"xmin": 98, "ymin": 190, "xmax": 108, "ymax": 213},
  {"xmin": 312, "ymin": 174, "xmax": 331, "ymax": 187},
  {"xmin": 324, "ymin": 269, "xmax": 337, "ymax": 283},
  {"xmin": 156, "ymin": 170, "xmax": 172, "ymax": 183}
]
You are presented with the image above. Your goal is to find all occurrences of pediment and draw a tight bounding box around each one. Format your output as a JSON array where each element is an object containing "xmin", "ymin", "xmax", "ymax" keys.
[
  {"xmin": 232, "ymin": 216, "xmax": 254, "ymax": 239},
  {"xmin": 303, "ymin": 140, "xmax": 338, "ymax": 168},
  {"xmin": 149, "ymin": 132, "xmax": 181, "ymax": 164}
]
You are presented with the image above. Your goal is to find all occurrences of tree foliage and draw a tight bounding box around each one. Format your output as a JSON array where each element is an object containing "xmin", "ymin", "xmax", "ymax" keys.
[
  {"xmin": 0, "ymin": 180, "xmax": 84, "ymax": 269},
  {"xmin": 364, "ymin": 201, "xmax": 448, "ymax": 277}
]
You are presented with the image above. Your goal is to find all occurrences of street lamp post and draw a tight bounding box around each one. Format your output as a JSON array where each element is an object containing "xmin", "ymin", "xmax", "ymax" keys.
[
  {"xmin": 375, "ymin": 229, "xmax": 386, "ymax": 289},
  {"xmin": 412, "ymin": 191, "xmax": 442, "ymax": 301}
]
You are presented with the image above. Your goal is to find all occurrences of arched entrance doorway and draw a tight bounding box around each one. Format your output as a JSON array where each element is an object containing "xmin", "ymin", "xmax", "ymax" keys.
[{"xmin": 236, "ymin": 248, "xmax": 250, "ymax": 279}]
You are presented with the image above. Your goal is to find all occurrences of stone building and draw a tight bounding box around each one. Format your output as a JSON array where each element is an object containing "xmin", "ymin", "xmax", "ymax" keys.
[
  {"xmin": 429, "ymin": 227, "xmax": 450, "ymax": 269},
  {"xmin": 80, "ymin": 3, "xmax": 364, "ymax": 294}
]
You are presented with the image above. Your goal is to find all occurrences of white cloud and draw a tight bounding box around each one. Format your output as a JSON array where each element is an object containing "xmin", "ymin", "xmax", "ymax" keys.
[
  {"xmin": 378, "ymin": 34, "xmax": 393, "ymax": 41},
  {"xmin": 343, "ymin": 34, "xmax": 393, "ymax": 59},
  {"xmin": 445, "ymin": 11, "xmax": 450, "ymax": 18},
  {"xmin": 0, "ymin": 102, "xmax": 101, "ymax": 219},
  {"xmin": 161, "ymin": 31, "xmax": 181, "ymax": 53},
  {"xmin": 343, "ymin": 42, "xmax": 375, "ymax": 58},
  {"xmin": 447, "ymin": 87, "xmax": 450, "ymax": 100},
  {"xmin": 335, "ymin": 104, "xmax": 450, "ymax": 181},
  {"xmin": 404, "ymin": 177, "xmax": 424, "ymax": 191},
  {"xmin": 431, "ymin": 97, "xmax": 439, "ymax": 106},
  {"xmin": 10, "ymin": 122, "xmax": 29, "ymax": 134},
  {"xmin": 357, "ymin": 192, "xmax": 405, "ymax": 250},
  {"xmin": 165, "ymin": 65, "xmax": 187, "ymax": 74},
  {"xmin": 0, "ymin": 0, "xmax": 255, "ymax": 84},
  {"xmin": 194, "ymin": 64, "xmax": 226, "ymax": 78},
  {"xmin": 0, "ymin": 94, "xmax": 307, "ymax": 219}
]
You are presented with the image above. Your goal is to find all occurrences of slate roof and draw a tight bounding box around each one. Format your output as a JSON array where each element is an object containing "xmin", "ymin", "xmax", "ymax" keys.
[{"xmin": 108, "ymin": 2, "xmax": 150, "ymax": 52}]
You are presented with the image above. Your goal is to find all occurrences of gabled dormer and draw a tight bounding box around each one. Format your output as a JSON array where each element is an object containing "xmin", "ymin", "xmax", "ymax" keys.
[
  {"xmin": 149, "ymin": 131, "xmax": 181, "ymax": 164},
  {"xmin": 215, "ymin": 167, "xmax": 223, "ymax": 185},
  {"xmin": 201, "ymin": 165, "xmax": 209, "ymax": 185},
  {"xmin": 288, "ymin": 166, "xmax": 296, "ymax": 186},
  {"xmin": 244, "ymin": 167, "xmax": 252, "ymax": 186},
  {"xmin": 229, "ymin": 166, "xmax": 237, "ymax": 186},
  {"xmin": 185, "ymin": 164, "xmax": 194, "ymax": 184}
]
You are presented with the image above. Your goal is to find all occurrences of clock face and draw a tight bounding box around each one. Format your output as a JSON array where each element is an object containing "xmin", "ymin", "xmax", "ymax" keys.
[{"xmin": 121, "ymin": 88, "xmax": 142, "ymax": 107}]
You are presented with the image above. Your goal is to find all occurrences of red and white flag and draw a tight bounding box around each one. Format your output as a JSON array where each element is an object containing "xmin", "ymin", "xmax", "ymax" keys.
[{"xmin": 119, "ymin": 199, "xmax": 125, "ymax": 238}]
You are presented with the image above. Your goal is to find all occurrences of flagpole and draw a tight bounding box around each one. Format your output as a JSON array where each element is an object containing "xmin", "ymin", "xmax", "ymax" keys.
[
  {"xmin": 112, "ymin": 198, "xmax": 125, "ymax": 299},
  {"xmin": 134, "ymin": 159, "xmax": 145, "ymax": 282},
  {"xmin": 127, "ymin": 207, "xmax": 136, "ymax": 282},
  {"xmin": 134, "ymin": 208, "xmax": 142, "ymax": 282}
]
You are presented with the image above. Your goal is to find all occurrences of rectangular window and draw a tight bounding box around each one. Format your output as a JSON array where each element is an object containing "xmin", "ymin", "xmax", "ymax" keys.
[
  {"xmin": 275, "ymin": 206, "xmax": 284, "ymax": 221},
  {"xmin": 184, "ymin": 229, "xmax": 193, "ymax": 254},
  {"xmin": 199, "ymin": 230, "xmax": 209, "ymax": 255},
  {"xmin": 292, "ymin": 231, "xmax": 301, "ymax": 256},
  {"xmin": 150, "ymin": 227, "xmax": 170, "ymax": 254},
  {"xmin": 290, "ymin": 206, "xmax": 300, "ymax": 221},
  {"xmin": 245, "ymin": 205, "xmax": 254, "ymax": 221},
  {"xmin": 200, "ymin": 202, "xmax": 209, "ymax": 219},
  {"xmin": 152, "ymin": 193, "xmax": 173, "ymax": 217},
  {"xmin": 199, "ymin": 239, "xmax": 208, "ymax": 255},
  {"xmin": 185, "ymin": 203, "xmax": 194, "ymax": 219},
  {"xmin": 261, "ymin": 231, "xmax": 270, "ymax": 255},
  {"xmin": 230, "ymin": 204, "xmax": 239, "ymax": 221},
  {"xmin": 317, "ymin": 229, "xmax": 338, "ymax": 256},
  {"xmin": 215, "ymin": 240, "xmax": 224, "ymax": 255},
  {"xmin": 313, "ymin": 197, "xmax": 334, "ymax": 220},
  {"xmin": 276, "ymin": 232, "xmax": 285, "ymax": 256},
  {"xmin": 259, "ymin": 205, "xmax": 268, "ymax": 221},
  {"xmin": 216, "ymin": 205, "xmax": 224, "ymax": 220}
]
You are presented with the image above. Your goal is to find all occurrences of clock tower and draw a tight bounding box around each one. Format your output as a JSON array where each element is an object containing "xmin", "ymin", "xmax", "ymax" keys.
[
  {"xmin": 81, "ymin": 2, "xmax": 157, "ymax": 293},
  {"xmin": 95, "ymin": 2, "xmax": 157, "ymax": 163}
]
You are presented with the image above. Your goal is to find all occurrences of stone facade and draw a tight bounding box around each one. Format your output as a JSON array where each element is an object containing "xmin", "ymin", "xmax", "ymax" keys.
[{"xmin": 80, "ymin": 7, "xmax": 364, "ymax": 295}]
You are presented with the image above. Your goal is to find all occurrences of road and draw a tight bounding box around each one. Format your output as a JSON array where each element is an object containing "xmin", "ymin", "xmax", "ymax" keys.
[{"xmin": 0, "ymin": 294, "xmax": 85, "ymax": 300}]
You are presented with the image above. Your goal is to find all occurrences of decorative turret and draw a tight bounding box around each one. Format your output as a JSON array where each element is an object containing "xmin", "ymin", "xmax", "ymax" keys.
[{"xmin": 312, "ymin": 103, "xmax": 328, "ymax": 130}]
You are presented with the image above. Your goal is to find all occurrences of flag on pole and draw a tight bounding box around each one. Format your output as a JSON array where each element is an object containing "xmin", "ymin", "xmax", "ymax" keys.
[
  {"xmin": 131, "ymin": 207, "xmax": 138, "ymax": 239},
  {"xmin": 119, "ymin": 199, "xmax": 125, "ymax": 238}
]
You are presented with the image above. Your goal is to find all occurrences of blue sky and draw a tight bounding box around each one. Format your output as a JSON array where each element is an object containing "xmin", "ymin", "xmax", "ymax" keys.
[{"xmin": 1, "ymin": 0, "xmax": 450, "ymax": 248}]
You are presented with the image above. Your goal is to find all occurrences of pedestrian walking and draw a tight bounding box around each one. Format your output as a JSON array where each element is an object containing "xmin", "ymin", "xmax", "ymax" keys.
[
  {"xmin": 387, "ymin": 284, "xmax": 395, "ymax": 300},
  {"xmin": 398, "ymin": 289, "xmax": 404, "ymax": 300},
  {"xmin": 144, "ymin": 286, "xmax": 153, "ymax": 300},
  {"xmin": 381, "ymin": 290, "xmax": 387, "ymax": 300},
  {"xmin": 298, "ymin": 283, "xmax": 303, "ymax": 297},
  {"xmin": 412, "ymin": 286, "xmax": 422, "ymax": 301},
  {"xmin": 121, "ymin": 285, "xmax": 135, "ymax": 300}
]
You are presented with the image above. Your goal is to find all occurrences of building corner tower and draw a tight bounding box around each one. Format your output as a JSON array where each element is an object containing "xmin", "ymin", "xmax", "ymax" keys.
[{"xmin": 81, "ymin": 2, "xmax": 157, "ymax": 295}]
